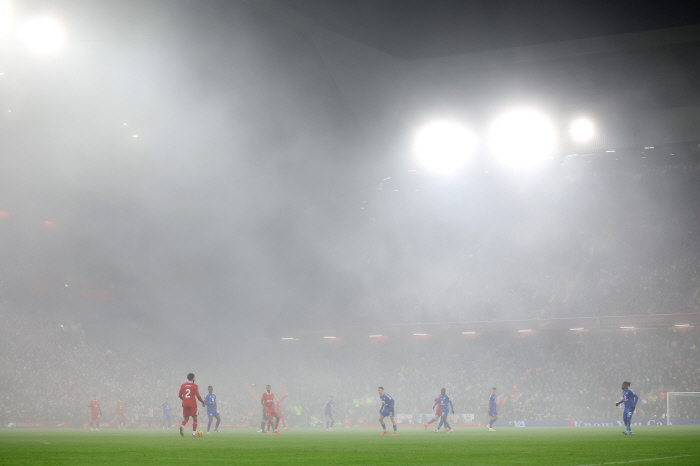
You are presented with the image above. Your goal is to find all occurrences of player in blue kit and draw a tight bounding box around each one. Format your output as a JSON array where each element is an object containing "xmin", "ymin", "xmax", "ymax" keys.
[
  {"xmin": 432, "ymin": 388, "xmax": 454, "ymax": 433},
  {"xmin": 204, "ymin": 386, "xmax": 221, "ymax": 433},
  {"xmin": 616, "ymin": 381, "xmax": 638, "ymax": 435},
  {"xmin": 487, "ymin": 387, "xmax": 498, "ymax": 431},
  {"xmin": 323, "ymin": 396, "xmax": 334, "ymax": 431},
  {"xmin": 378, "ymin": 387, "xmax": 397, "ymax": 436},
  {"xmin": 161, "ymin": 397, "xmax": 171, "ymax": 429},
  {"xmin": 259, "ymin": 406, "xmax": 266, "ymax": 433}
]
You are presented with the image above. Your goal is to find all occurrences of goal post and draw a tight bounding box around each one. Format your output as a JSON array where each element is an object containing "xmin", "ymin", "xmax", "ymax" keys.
[{"xmin": 666, "ymin": 392, "xmax": 700, "ymax": 425}]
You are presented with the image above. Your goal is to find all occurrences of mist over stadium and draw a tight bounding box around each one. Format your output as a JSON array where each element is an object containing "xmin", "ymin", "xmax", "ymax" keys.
[{"xmin": 1, "ymin": 1, "xmax": 700, "ymax": 463}]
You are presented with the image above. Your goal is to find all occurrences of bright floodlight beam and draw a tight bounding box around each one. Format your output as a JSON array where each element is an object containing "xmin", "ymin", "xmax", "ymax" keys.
[
  {"xmin": 569, "ymin": 118, "xmax": 595, "ymax": 142},
  {"xmin": 488, "ymin": 109, "xmax": 556, "ymax": 168},
  {"xmin": 20, "ymin": 17, "xmax": 65, "ymax": 54},
  {"xmin": 414, "ymin": 121, "xmax": 477, "ymax": 174}
]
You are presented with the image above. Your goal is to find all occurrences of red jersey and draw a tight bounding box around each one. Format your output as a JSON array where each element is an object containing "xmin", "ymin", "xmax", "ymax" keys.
[
  {"xmin": 261, "ymin": 392, "xmax": 275, "ymax": 409},
  {"xmin": 179, "ymin": 382, "xmax": 205, "ymax": 408},
  {"xmin": 117, "ymin": 400, "xmax": 123, "ymax": 410},
  {"xmin": 275, "ymin": 394, "xmax": 287, "ymax": 411},
  {"xmin": 88, "ymin": 399, "xmax": 101, "ymax": 414}
]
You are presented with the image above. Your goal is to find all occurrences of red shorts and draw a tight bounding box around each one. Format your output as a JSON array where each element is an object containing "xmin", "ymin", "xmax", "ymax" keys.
[
  {"xmin": 91, "ymin": 412, "xmax": 100, "ymax": 421},
  {"xmin": 265, "ymin": 408, "xmax": 279, "ymax": 418},
  {"xmin": 182, "ymin": 406, "xmax": 198, "ymax": 417},
  {"xmin": 117, "ymin": 411, "xmax": 125, "ymax": 418}
]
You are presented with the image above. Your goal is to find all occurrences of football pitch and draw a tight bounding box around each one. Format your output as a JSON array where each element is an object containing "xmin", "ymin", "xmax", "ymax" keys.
[{"xmin": 1, "ymin": 426, "xmax": 699, "ymax": 465}]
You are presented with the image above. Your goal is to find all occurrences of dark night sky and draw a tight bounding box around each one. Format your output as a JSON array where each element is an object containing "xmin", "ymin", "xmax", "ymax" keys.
[{"xmin": 280, "ymin": 0, "xmax": 700, "ymax": 59}]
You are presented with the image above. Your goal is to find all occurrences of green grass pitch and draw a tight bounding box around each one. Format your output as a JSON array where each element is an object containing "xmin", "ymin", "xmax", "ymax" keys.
[{"xmin": 1, "ymin": 426, "xmax": 699, "ymax": 465}]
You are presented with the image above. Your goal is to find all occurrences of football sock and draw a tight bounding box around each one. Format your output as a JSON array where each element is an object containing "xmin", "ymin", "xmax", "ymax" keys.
[
  {"xmin": 427, "ymin": 418, "xmax": 436, "ymax": 425},
  {"xmin": 181, "ymin": 419, "xmax": 187, "ymax": 427},
  {"xmin": 330, "ymin": 420, "xmax": 334, "ymax": 428},
  {"xmin": 193, "ymin": 420, "xmax": 197, "ymax": 432},
  {"xmin": 393, "ymin": 425, "xmax": 397, "ymax": 432},
  {"xmin": 207, "ymin": 419, "xmax": 212, "ymax": 431},
  {"xmin": 326, "ymin": 420, "xmax": 329, "ymax": 428},
  {"xmin": 215, "ymin": 418, "xmax": 220, "ymax": 429},
  {"xmin": 275, "ymin": 420, "xmax": 279, "ymax": 430},
  {"xmin": 260, "ymin": 420, "xmax": 265, "ymax": 430},
  {"xmin": 437, "ymin": 419, "xmax": 443, "ymax": 430},
  {"xmin": 444, "ymin": 419, "xmax": 451, "ymax": 430},
  {"xmin": 381, "ymin": 423, "xmax": 386, "ymax": 430},
  {"xmin": 489, "ymin": 419, "xmax": 493, "ymax": 428}
]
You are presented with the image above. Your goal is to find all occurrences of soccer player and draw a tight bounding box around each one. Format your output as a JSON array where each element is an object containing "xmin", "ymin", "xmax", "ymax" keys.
[
  {"xmin": 377, "ymin": 387, "xmax": 397, "ymax": 436},
  {"xmin": 261, "ymin": 385, "xmax": 281, "ymax": 434},
  {"xmin": 88, "ymin": 395, "xmax": 102, "ymax": 431},
  {"xmin": 424, "ymin": 394, "xmax": 442, "ymax": 430},
  {"xmin": 259, "ymin": 405, "xmax": 266, "ymax": 433},
  {"xmin": 116, "ymin": 398, "xmax": 126, "ymax": 429},
  {"xmin": 276, "ymin": 394, "xmax": 290, "ymax": 430},
  {"xmin": 616, "ymin": 381, "xmax": 639, "ymax": 435},
  {"xmin": 488, "ymin": 387, "xmax": 498, "ymax": 431},
  {"xmin": 323, "ymin": 396, "xmax": 334, "ymax": 430},
  {"xmin": 178, "ymin": 373, "xmax": 206, "ymax": 437},
  {"xmin": 432, "ymin": 388, "xmax": 455, "ymax": 432},
  {"xmin": 162, "ymin": 397, "xmax": 172, "ymax": 429},
  {"xmin": 205, "ymin": 386, "xmax": 221, "ymax": 433}
]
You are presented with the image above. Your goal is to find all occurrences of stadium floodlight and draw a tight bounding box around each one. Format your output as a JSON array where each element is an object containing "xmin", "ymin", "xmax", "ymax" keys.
[
  {"xmin": 488, "ymin": 109, "xmax": 556, "ymax": 167},
  {"xmin": 281, "ymin": 337, "xmax": 294, "ymax": 340},
  {"xmin": 369, "ymin": 334, "xmax": 383, "ymax": 338},
  {"xmin": 323, "ymin": 336, "xmax": 336, "ymax": 339},
  {"xmin": 414, "ymin": 121, "xmax": 477, "ymax": 174},
  {"xmin": 569, "ymin": 328, "xmax": 585, "ymax": 331},
  {"xmin": 517, "ymin": 329, "xmax": 532, "ymax": 333},
  {"xmin": 674, "ymin": 324, "xmax": 690, "ymax": 327},
  {"xmin": 620, "ymin": 326, "xmax": 634, "ymax": 329},
  {"xmin": 20, "ymin": 17, "xmax": 65, "ymax": 54},
  {"xmin": 462, "ymin": 331, "xmax": 476, "ymax": 334},
  {"xmin": 413, "ymin": 333, "xmax": 427, "ymax": 336},
  {"xmin": 569, "ymin": 118, "xmax": 595, "ymax": 142}
]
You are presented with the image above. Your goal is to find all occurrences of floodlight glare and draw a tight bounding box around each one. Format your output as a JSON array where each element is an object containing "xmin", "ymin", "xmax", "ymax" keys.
[
  {"xmin": 20, "ymin": 17, "xmax": 65, "ymax": 54},
  {"xmin": 569, "ymin": 118, "xmax": 595, "ymax": 142},
  {"xmin": 414, "ymin": 121, "xmax": 477, "ymax": 174},
  {"xmin": 488, "ymin": 109, "xmax": 556, "ymax": 167}
]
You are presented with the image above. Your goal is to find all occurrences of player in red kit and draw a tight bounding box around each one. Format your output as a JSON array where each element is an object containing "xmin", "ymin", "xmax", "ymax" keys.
[
  {"xmin": 424, "ymin": 395, "xmax": 441, "ymax": 430},
  {"xmin": 116, "ymin": 398, "xmax": 126, "ymax": 429},
  {"xmin": 275, "ymin": 394, "xmax": 290, "ymax": 430},
  {"xmin": 179, "ymin": 373, "xmax": 206, "ymax": 437},
  {"xmin": 261, "ymin": 385, "xmax": 281, "ymax": 434},
  {"xmin": 88, "ymin": 395, "xmax": 102, "ymax": 431}
]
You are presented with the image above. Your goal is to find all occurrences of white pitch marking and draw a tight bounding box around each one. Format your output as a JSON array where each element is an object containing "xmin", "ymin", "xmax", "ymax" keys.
[{"xmin": 577, "ymin": 453, "xmax": 697, "ymax": 466}]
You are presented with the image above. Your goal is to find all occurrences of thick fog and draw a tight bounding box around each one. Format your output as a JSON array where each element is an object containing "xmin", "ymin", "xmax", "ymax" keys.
[{"xmin": 1, "ymin": 1, "xmax": 700, "ymax": 427}]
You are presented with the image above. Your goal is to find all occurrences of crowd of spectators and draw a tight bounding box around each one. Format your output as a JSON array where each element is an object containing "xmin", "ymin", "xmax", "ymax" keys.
[
  {"xmin": 2, "ymin": 300, "xmax": 698, "ymax": 428},
  {"xmin": 358, "ymin": 163, "xmax": 700, "ymax": 324}
]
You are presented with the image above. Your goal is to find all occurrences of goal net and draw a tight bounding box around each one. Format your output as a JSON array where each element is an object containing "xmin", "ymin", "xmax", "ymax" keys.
[{"xmin": 666, "ymin": 392, "xmax": 700, "ymax": 425}]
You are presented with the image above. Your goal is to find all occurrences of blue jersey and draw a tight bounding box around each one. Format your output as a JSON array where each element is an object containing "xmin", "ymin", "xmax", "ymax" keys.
[
  {"xmin": 433, "ymin": 395, "xmax": 454, "ymax": 413},
  {"xmin": 489, "ymin": 394, "xmax": 498, "ymax": 413},
  {"xmin": 380, "ymin": 393, "xmax": 395, "ymax": 410},
  {"xmin": 205, "ymin": 394, "xmax": 217, "ymax": 414},
  {"xmin": 324, "ymin": 400, "xmax": 334, "ymax": 415},
  {"xmin": 618, "ymin": 389, "xmax": 638, "ymax": 410},
  {"xmin": 162, "ymin": 402, "xmax": 171, "ymax": 417}
]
